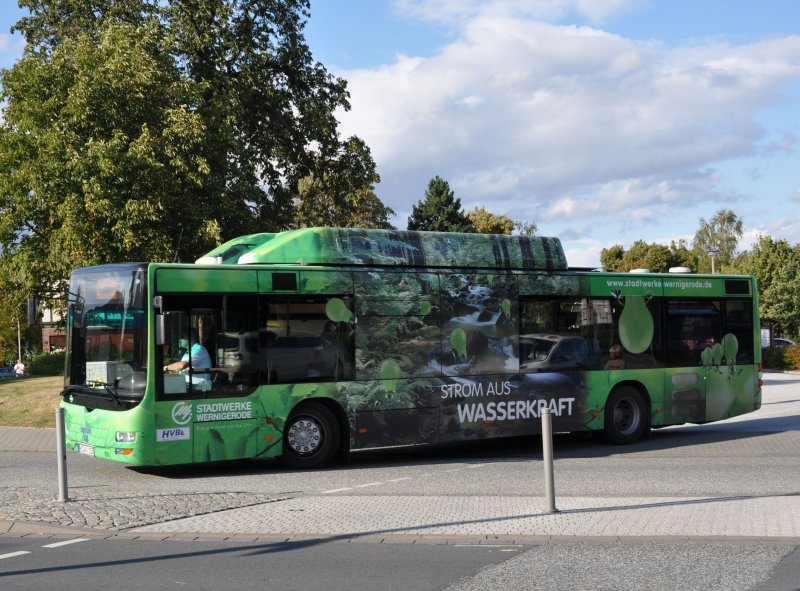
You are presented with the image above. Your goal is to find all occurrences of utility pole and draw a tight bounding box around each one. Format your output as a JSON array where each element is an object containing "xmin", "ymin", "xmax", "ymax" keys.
[
  {"xmin": 15, "ymin": 318, "xmax": 21, "ymax": 362},
  {"xmin": 709, "ymin": 247, "xmax": 719, "ymax": 275}
]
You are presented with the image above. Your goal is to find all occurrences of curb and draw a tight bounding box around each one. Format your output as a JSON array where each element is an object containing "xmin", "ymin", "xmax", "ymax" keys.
[{"xmin": 3, "ymin": 520, "xmax": 799, "ymax": 545}]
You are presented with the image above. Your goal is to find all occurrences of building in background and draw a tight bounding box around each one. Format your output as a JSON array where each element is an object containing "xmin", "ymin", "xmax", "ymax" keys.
[{"xmin": 41, "ymin": 305, "xmax": 65, "ymax": 352}]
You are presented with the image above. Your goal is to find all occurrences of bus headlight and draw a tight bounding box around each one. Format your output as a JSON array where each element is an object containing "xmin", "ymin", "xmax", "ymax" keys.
[{"xmin": 115, "ymin": 432, "xmax": 136, "ymax": 443}]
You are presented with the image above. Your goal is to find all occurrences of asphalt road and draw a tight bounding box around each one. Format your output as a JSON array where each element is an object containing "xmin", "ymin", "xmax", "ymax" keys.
[
  {"xmin": 1, "ymin": 371, "xmax": 799, "ymax": 590},
  {"xmin": 1, "ymin": 534, "xmax": 798, "ymax": 591}
]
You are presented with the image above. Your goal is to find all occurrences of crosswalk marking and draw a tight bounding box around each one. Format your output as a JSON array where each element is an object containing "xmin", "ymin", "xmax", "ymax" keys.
[
  {"xmin": 0, "ymin": 551, "xmax": 31, "ymax": 560},
  {"xmin": 43, "ymin": 538, "xmax": 90, "ymax": 549}
]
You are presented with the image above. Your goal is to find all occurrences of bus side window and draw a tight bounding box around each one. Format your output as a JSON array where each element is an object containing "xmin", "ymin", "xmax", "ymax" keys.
[
  {"xmin": 213, "ymin": 295, "xmax": 260, "ymax": 393},
  {"xmin": 724, "ymin": 299, "xmax": 754, "ymax": 364},
  {"xmin": 519, "ymin": 298, "xmax": 591, "ymax": 372},
  {"xmin": 260, "ymin": 296, "xmax": 355, "ymax": 384},
  {"xmin": 665, "ymin": 300, "xmax": 721, "ymax": 368}
]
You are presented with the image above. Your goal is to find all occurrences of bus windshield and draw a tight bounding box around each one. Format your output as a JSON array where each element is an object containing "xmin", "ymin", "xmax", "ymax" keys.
[{"xmin": 64, "ymin": 265, "xmax": 148, "ymax": 407}]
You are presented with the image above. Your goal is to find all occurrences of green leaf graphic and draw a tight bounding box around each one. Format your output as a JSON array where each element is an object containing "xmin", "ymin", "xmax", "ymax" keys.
[
  {"xmin": 502, "ymin": 299, "xmax": 511, "ymax": 319},
  {"xmin": 380, "ymin": 359, "xmax": 402, "ymax": 392},
  {"xmin": 451, "ymin": 328, "xmax": 467, "ymax": 361},
  {"xmin": 618, "ymin": 295, "xmax": 654, "ymax": 354},
  {"xmin": 711, "ymin": 343, "xmax": 723, "ymax": 366},
  {"xmin": 722, "ymin": 333, "xmax": 738, "ymax": 364},
  {"xmin": 325, "ymin": 297, "xmax": 352, "ymax": 322}
]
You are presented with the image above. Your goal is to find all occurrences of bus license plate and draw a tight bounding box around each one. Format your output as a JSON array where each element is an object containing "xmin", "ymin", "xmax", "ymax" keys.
[{"xmin": 77, "ymin": 443, "xmax": 95, "ymax": 457}]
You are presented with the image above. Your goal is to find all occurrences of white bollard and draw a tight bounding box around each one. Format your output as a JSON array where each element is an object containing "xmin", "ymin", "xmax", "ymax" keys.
[
  {"xmin": 541, "ymin": 407, "xmax": 558, "ymax": 514},
  {"xmin": 56, "ymin": 408, "xmax": 69, "ymax": 502}
]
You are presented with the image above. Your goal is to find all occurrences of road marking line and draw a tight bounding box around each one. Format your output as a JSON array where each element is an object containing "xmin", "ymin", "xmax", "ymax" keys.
[
  {"xmin": 466, "ymin": 464, "xmax": 488, "ymax": 469},
  {"xmin": 0, "ymin": 551, "xmax": 31, "ymax": 560},
  {"xmin": 43, "ymin": 538, "xmax": 90, "ymax": 549},
  {"xmin": 387, "ymin": 477, "xmax": 411, "ymax": 482},
  {"xmin": 453, "ymin": 544, "xmax": 522, "ymax": 548},
  {"xmin": 354, "ymin": 482, "xmax": 383, "ymax": 488},
  {"xmin": 321, "ymin": 488, "xmax": 352, "ymax": 494}
]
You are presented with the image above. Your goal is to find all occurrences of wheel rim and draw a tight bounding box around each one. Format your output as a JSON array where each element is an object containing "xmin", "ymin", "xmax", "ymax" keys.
[
  {"xmin": 286, "ymin": 415, "xmax": 324, "ymax": 455},
  {"xmin": 613, "ymin": 396, "xmax": 641, "ymax": 435}
]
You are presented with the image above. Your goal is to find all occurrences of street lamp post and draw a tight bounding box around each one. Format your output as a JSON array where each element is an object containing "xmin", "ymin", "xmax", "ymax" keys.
[
  {"xmin": 708, "ymin": 247, "xmax": 719, "ymax": 275},
  {"xmin": 14, "ymin": 319, "xmax": 21, "ymax": 364}
]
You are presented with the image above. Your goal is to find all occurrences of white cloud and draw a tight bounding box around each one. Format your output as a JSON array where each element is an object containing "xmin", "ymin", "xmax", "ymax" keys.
[
  {"xmin": 393, "ymin": 0, "xmax": 639, "ymax": 26},
  {"xmin": 336, "ymin": 15, "xmax": 800, "ymax": 235},
  {"xmin": 741, "ymin": 214, "xmax": 800, "ymax": 250}
]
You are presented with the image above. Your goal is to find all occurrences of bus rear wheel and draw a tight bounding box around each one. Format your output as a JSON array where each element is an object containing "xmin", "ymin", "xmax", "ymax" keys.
[
  {"xmin": 604, "ymin": 386, "xmax": 648, "ymax": 445},
  {"xmin": 280, "ymin": 403, "xmax": 339, "ymax": 469}
]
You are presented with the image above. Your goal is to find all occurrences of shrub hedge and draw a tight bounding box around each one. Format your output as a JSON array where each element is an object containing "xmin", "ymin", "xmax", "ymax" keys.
[
  {"xmin": 762, "ymin": 345, "xmax": 800, "ymax": 370},
  {"xmin": 29, "ymin": 351, "xmax": 66, "ymax": 376}
]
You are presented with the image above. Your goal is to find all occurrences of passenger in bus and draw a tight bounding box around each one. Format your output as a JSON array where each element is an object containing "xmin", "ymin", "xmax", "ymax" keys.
[
  {"xmin": 604, "ymin": 344, "xmax": 625, "ymax": 370},
  {"xmin": 164, "ymin": 329, "xmax": 213, "ymax": 390}
]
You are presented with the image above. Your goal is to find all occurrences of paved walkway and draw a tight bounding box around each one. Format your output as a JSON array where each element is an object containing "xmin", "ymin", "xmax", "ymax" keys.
[
  {"xmin": 2, "ymin": 426, "xmax": 799, "ymax": 543},
  {"xmin": 131, "ymin": 493, "xmax": 800, "ymax": 542}
]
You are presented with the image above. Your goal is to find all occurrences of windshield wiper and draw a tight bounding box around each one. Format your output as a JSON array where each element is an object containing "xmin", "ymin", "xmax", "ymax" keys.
[{"xmin": 61, "ymin": 382, "xmax": 122, "ymax": 406}]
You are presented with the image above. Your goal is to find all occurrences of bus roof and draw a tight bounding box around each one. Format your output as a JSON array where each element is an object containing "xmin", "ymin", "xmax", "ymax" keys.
[{"xmin": 197, "ymin": 227, "xmax": 568, "ymax": 271}]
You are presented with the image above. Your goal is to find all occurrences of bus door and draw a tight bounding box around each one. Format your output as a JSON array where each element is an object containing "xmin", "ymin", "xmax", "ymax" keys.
[
  {"xmin": 664, "ymin": 300, "xmax": 721, "ymax": 424},
  {"xmin": 156, "ymin": 292, "xmax": 261, "ymax": 463}
]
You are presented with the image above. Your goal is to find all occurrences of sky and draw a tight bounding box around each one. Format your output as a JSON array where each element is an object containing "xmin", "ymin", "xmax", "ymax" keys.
[{"xmin": 2, "ymin": 1, "xmax": 800, "ymax": 268}]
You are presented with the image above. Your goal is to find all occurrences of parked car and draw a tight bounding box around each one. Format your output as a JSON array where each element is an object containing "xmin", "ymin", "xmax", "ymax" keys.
[
  {"xmin": 519, "ymin": 334, "xmax": 589, "ymax": 371},
  {"xmin": 775, "ymin": 338, "xmax": 796, "ymax": 348},
  {"xmin": 0, "ymin": 367, "xmax": 16, "ymax": 378}
]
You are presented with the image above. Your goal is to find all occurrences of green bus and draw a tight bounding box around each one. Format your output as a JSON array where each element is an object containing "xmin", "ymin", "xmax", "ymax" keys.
[{"xmin": 60, "ymin": 227, "xmax": 762, "ymax": 468}]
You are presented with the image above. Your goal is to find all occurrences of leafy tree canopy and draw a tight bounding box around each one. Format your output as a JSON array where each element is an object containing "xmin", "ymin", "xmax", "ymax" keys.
[
  {"xmin": 0, "ymin": 0, "xmax": 375, "ymax": 313},
  {"xmin": 407, "ymin": 176, "xmax": 475, "ymax": 233},
  {"xmin": 600, "ymin": 239, "xmax": 696, "ymax": 273},
  {"xmin": 729, "ymin": 235, "xmax": 800, "ymax": 337},
  {"xmin": 294, "ymin": 137, "xmax": 395, "ymax": 229},
  {"xmin": 465, "ymin": 206, "xmax": 538, "ymax": 236},
  {"xmin": 466, "ymin": 206, "xmax": 515, "ymax": 235},
  {"xmin": 693, "ymin": 208, "xmax": 744, "ymax": 273}
]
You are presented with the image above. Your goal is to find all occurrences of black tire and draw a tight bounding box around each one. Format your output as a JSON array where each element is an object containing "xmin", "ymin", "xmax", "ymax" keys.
[
  {"xmin": 280, "ymin": 403, "xmax": 340, "ymax": 469},
  {"xmin": 603, "ymin": 386, "xmax": 648, "ymax": 444}
]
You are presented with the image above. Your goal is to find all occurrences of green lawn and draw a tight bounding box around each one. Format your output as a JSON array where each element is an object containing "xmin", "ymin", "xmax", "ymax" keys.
[{"xmin": 0, "ymin": 376, "xmax": 63, "ymax": 428}]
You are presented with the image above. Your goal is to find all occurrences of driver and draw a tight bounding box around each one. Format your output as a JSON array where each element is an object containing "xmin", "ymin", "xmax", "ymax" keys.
[{"xmin": 164, "ymin": 328, "xmax": 212, "ymax": 390}]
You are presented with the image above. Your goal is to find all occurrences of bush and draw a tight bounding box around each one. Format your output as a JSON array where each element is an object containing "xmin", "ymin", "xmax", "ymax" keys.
[
  {"xmin": 762, "ymin": 345, "xmax": 800, "ymax": 371},
  {"xmin": 783, "ymin": 345, "xmax": 800, "ymax": 370},
  {"xmin": 29, "ymin": 351, "xmax": 66, "ymax": 376}
]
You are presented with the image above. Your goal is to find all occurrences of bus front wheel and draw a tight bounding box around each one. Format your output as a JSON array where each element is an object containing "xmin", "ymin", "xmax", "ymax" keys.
[
  {"xmin": 603, "ymin": 386, "xmax": 648, "ymax": 445},
  {"xmin": 280, "ymin": 403, "xmax": 340, "ymax": 469}
]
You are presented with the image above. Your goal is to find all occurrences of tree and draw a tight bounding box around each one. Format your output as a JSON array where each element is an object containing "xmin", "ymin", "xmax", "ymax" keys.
[
  {"xmin": 0, "ymin": 19, "xmax": 210, "ymax": 305},
  {"xmin": 669, "ymin": 239, "xmax": 698, "ymax": 270},
  {"xmin": 294, "ymin": 137, "xmax": 395, "ymax": 229},
  {"xmin": 407, "ymin": 176, "xmax": 474, "ymax": 233},
  {"xmin": 514, "ymin": 220, "xmax": 539, "ymax": 236},
  {"xmin": 693, "ymin": 209, "xmax": 744, "ymax": 273},
  {"xmin": 729, "ymin": 235, "xmax": 800, "ymax": 337},
  {"xmin": 0, "ymin": 0, "xmax": 370, "ymax": 313},
  {"xmin": 762, "ymin": 260, "xmax": 800, "ymax": 338},
  {"xmin": 600, "ymin": 244, "xmax": 626, "ymax": 272},
  {"xmin": 466, "ymin": 206, "xmax": 515, "ymax": 235},
  {"xmin": 600, "ymin": 240, "xmax": 696, "ymax": 273}
]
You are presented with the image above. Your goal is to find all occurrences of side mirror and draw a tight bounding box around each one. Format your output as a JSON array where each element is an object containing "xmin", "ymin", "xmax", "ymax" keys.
[{"xmin": 155, "ymin": 314, "xmax": 167, "ymax": 346}]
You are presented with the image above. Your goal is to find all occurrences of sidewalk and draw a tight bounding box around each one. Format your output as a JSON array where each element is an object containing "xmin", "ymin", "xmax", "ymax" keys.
[
  {"xmin": 0, "ymin": 426, "xmax": 55, "ymax": 452},
  {"xmin": 2, "ymin": 426, "xmax": 800, "ymax": 544}
]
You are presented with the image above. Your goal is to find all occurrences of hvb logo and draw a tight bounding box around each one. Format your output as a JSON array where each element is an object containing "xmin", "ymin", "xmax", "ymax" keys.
[
  {"xmin": 171, "ymin": 402, "xmax": 192, "ymax": 426},
  {"xmin": 157, "ymin": 427, "xmax": 191, "ymax": 442}
]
